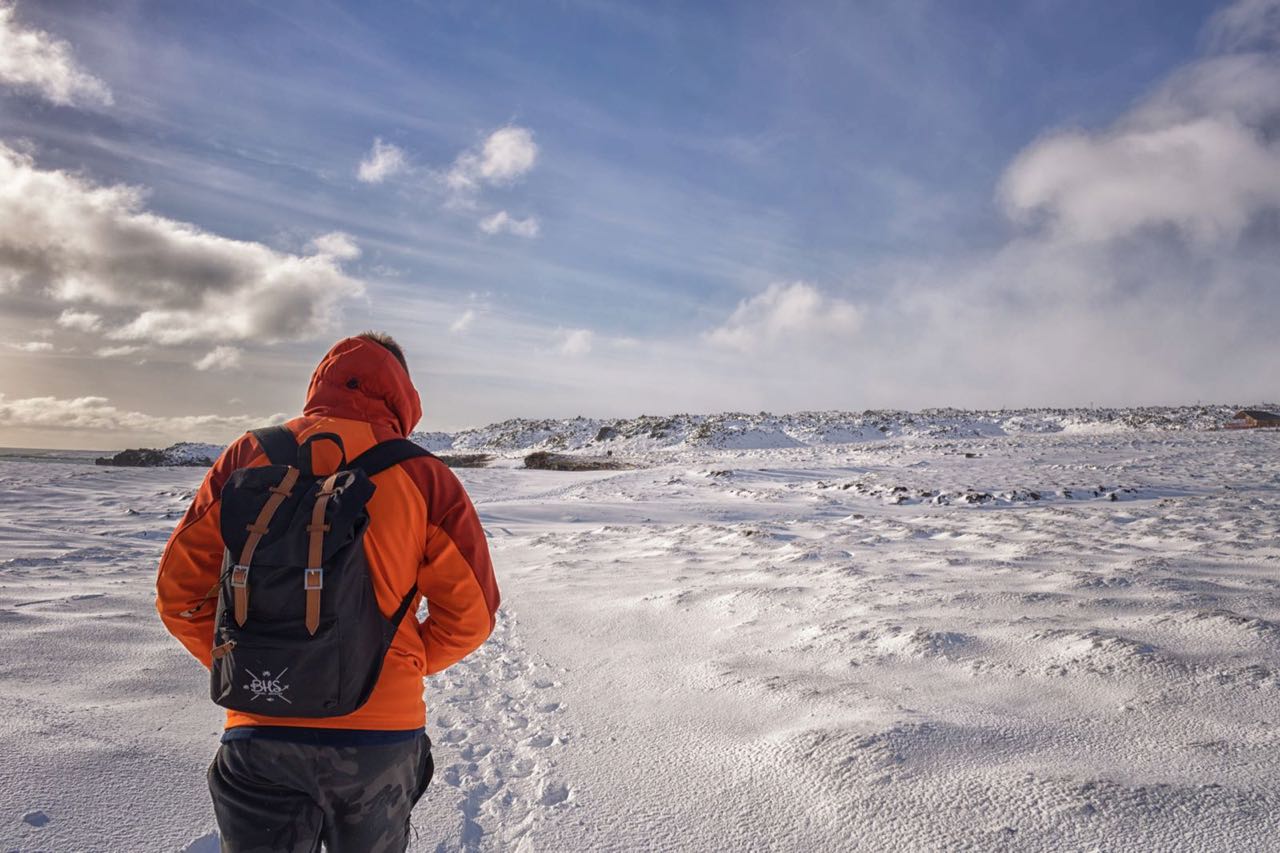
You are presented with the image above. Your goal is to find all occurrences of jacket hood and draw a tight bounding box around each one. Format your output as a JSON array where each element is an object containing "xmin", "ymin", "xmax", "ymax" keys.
[{"xmin": 302, "ymin": 337, "xmax": 422, "ymax": 436}]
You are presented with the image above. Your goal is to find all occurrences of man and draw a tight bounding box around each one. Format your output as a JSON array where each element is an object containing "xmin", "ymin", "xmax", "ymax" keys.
[{"xmin": 157, "ymin": 333, "xmax": 499, "ymax": 852}]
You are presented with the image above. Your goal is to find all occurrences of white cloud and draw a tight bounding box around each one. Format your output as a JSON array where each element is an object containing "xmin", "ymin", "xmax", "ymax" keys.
[
  {"xmin": 310, "ymin": 231, "xmax": 361, "ymax": 260},
  {"xmin": 478, "ymin": 210, "xmax": 540, "ymax": 238},
  {"xmin": 357, "ymin": 138, "xmax": 408, "ymax": 184},
  {"xmin": 0, "ymin": 142, "xmax": 364, "ymax": 346},
  {"xmin": 0, "ymin": 2, "xmax": 112, "ymax": 107},
  {"xmin": 1001, "ymin": 117, "xmax": 1280, "ymax": 247},
  {"xmin": 194, "ymin": 345, "xmax": 243, "ymax": 371},
  {"xmin": 447, "ymin": 126, "xmax": 538, "ymax": 192},
  {"xmin": 56, "ymin": 308, "xmax": 101, "ymax": 332},
  {"xmin": 708, "ymin": 282, "xmax": 862, "ymax": 352},
  {"xmin": 1001, "ymin": 2, "xmax": 1280, "ymax": 249},
  {"xmin": 95, "ymin": 344, "xmax": 142, "ymax": 358},
  {"xmin": 558, "ymin": 328, "xmax": 594, "ymax": 356},
  {"xmin": 0, "ymin": 392, "xmax": 283, "ymax": 441},
  {"xmin": 450, "ymin": 309, "xmax": 476, "ymax": 334},
  {"xmin": 6, "ymin": 341, "xmax": 52, "ymax": 352}
]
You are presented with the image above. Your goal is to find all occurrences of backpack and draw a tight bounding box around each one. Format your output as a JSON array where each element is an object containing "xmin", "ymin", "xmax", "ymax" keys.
[{"xmin": 207, "ymin": 426, "xmax": 432, "ymax": 717}]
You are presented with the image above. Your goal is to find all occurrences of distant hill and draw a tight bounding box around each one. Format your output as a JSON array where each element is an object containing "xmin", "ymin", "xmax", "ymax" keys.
[
  {"xmin": 96, "ymin": 405, "xmax": 1275, "ymax": 467},
  {"xmin": 410, "ymin": 405, "xmax": 1270, "ymax": 454}
]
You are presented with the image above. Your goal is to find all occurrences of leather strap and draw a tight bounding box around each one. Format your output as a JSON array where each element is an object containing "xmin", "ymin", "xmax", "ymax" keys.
[
  {"xmin": 304, "ymin": 473, "xmax": 340, "ymax": 635},
  {"xmin": 232, "ymin": 466, "xmax": 300, "ymax": 626}
]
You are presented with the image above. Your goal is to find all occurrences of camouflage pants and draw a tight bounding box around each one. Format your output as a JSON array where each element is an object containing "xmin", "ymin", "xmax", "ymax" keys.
[{"xmin": 208, "ymin": 732, "xmax": 433, "ymax": 853}]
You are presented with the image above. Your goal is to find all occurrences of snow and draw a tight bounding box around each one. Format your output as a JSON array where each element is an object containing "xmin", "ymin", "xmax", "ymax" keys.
[
  {"xmin": 409, "ymin": 405, "xmax": 1265, "ymax": 456},
  {"xmin": 1, "ymin": 422, "xmax": 1279, "ymax": 850}
]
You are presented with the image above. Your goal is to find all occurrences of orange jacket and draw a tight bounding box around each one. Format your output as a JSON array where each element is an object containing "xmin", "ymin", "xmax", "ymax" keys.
[{"xmin": 156, "ymin": 337, "xmax": 499, "ymax": 731}]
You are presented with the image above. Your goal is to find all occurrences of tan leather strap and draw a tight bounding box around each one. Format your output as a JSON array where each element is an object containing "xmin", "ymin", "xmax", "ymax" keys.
[
  {"xmin": 304, "ymin": 473, "xmax": 340, "ymax": 635},
  {"xmin": 211, "ymin": 640, "xmax": 236, "ymax": 660},
  {"xmin": 232, "ymin": 467, "xmax": 300, "ymax": 626}
]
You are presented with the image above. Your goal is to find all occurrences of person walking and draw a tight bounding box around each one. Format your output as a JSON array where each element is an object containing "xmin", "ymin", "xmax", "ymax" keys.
[{"xmin": 156, "ymin": 332, "xmax": 499, "ymax": 852}]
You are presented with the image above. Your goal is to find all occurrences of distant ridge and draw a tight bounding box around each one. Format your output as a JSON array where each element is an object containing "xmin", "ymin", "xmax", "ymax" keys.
[
  {"xmin": 411, "ymin": 405, "xmax": 1275, "ymax": 454},
  {"xmin": 93, "ymin": 406, "xmax": 1277, "ymax": 467}
]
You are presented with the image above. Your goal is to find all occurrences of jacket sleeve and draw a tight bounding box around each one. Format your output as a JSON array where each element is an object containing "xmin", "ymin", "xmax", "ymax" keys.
[
  {"xmin": 155, "ymin": 434, "xmax": 261, "ymax": 668},
  {"xmin": 413, "ymin": 459, "xmax": 500, "ymax": 674}
]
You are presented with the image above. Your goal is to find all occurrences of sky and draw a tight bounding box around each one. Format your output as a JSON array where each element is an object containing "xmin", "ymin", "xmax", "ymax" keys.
[{"xmin": 0, "ymin": 0, "xmax": 1277, "ymax": 449}]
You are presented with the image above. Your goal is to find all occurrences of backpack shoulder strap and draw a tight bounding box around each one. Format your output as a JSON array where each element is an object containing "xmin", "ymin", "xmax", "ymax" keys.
[
  {"xmin": 349, "ymin": 439, "xmax": 434, "ymax": 477},
  {"xmin": 249, "ymin": 426, "xmax": 299, "ymax": 466}
]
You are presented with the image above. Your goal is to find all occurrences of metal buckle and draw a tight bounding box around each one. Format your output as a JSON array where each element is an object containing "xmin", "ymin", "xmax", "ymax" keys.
[
  {"xmin": 229, "ymin": 565, "xmax": 250, "ymax": 588},
  {"xmin": 304, "ymin": 568, "xmax": 324, "ymax": 590}
]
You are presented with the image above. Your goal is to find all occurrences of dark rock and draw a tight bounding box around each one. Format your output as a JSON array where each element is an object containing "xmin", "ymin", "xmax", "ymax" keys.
[
  {"xmin": 95, "ymin": 448, "xmax": 212, "ymax": 467},
  {"xmin": 524, "ymin": 451, "xmax": 631, "ymax": 471},
  {"xmin": 436, "ymin": 453, "xmax": 493, "ymax": 468}
]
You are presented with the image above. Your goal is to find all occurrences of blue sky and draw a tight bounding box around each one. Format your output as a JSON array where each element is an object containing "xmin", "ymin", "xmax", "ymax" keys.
[{"xmin": 0, "ymin": 0, "xmax": 1276, "ymax": 447}]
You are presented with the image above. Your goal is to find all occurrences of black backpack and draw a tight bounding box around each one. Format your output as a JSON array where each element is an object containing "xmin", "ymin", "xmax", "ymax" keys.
[{"xmin": 208, "ymin": 426, "xmax": 432, "ymax": 717}]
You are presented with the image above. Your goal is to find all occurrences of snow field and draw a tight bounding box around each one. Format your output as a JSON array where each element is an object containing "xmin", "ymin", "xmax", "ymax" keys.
[{"xmin": 1, "ymin": 429, "xmax": 1278, "ymax": 850}]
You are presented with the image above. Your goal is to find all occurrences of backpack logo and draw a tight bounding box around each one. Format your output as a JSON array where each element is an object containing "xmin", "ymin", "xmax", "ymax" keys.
[{"xmin": 245, "ymin": 668, "xmax": 291, "ymax": 703}]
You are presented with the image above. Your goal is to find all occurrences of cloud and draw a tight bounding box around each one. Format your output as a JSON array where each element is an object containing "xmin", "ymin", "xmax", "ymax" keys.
[
  {"xmin": 56, "ymin": 308, "xmax": 101, "ymax": 332},
  {"xmin": 357, "ymin": 137, "xmax": 408, "ymax": 184},
  {"xmin": 310, "ymin": 231, "xmax": 361, "ymax": 260},
  {"xmin": 449, "ymin": 309, "xmax": 476, "ymax": 334},
  {"xmin": 6, "ymin": 340, "xmax": 52, "ymax": 352},
  {"xmin": 707, "ymin": 282, "xmax": 862, "ymax": 352},
  {"xmin": 1206, "ymin": 0, "xmax": 1280, "ymax": 52},
  {"xmin": 95, "ymin": 344, "xmax": 142, "ymax": 358},
  {"xmin": 447, "ymin": 126, "xmax": 538, "ymax": 192},
  {"xmin": 558, "ymin": 328, "xmax": 594, "ymax": 356},
  {"xmin": 478, "ymin": 210, "xmax": 540, "ymax": 238},
  {"xmin": 1001, "ymin": 3, "xmax": 1280, "ymax": 248},
  {"xmin": 0, "ymin": 142, "xmax": 364, "ymax": 346},
  {"xmin": 194, "ymin": 345, "xmax": 243, "ymax": 371},
  {"xmin": 0, "ymin": 2, "xmax": 112, "ymax": 107},
  {"xmin": 1001, "ymin": 118, "xmax": 1280, "ymax": 247},
  {"xmin": 0, "ymin": 392, "xmax": 283, "ymax": 441}
]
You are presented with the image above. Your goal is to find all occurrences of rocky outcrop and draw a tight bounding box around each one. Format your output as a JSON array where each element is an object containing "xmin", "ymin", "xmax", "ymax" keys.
[{"xmin": 95, "ymin": 443, "xmax": 219, "ymax": 467}]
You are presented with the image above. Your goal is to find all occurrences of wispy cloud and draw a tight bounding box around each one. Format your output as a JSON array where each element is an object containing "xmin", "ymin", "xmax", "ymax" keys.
[
  {"xmin": 0, "ymin": 142, "xmax": 364, "ymax": 346},
  {"xmin": 310, "ymin": 231, "xmax": 362, "ymax": 259},
  {"xmin": 446, "ymin": 126, "xmax": 539, "ymax": 193},
  {"xmin": 356, "ymin": 137, "xmax": 407, "ymax": 184},
  {"xmin": 707, "ymin": 282, "xmax": 861, "ymax": 352},
  {"xmin": 1205, "ymin": 0, "xmax": 1280, "ymax": 51},
  {"xmin": 478, "ymin": 209, "xmax": 540, "ymax": 238},
  {"xmin": 95, "ymin": 344, "xmax": 143, "ymax": 358},
  {"xmin": 56, "ymin": 309, "xmax": 101, "ymax": 332},
  {"xmin": 194, "ymin": 345, "xmax": 243, "ymax": 371},
  {"xmin": 558, "ymin": 328, "xmax": 594, "ymax": 356},
  {"xmin": 0, "ymin": 2, "xmax": 112, "ymax": 107},
  {"xmin": 6, "ymin": 340, "xmax": 53, "ymax": 352},
  {"xmin": 449, "ymin": 308, "xmax": 476, "ymax": 334}
]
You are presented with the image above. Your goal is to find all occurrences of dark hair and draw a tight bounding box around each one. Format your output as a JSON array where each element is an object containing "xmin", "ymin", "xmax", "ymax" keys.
[{"xmin": 357, "ymin": 331, "xmax": 408, "ymax": 372}]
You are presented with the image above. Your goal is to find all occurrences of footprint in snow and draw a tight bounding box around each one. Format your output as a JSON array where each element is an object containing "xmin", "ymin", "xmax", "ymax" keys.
[
  {"xmin": 22, "ymin": 810, "xmax": 50, "ymax": 827},
  {"xmin": 538, "ymin": 782, "xmax": 572, "ymax": 806},
  {"xmin": 181, "ymin": 831, "xmax": 220, "ymax": 852},
  {"xmin": 423, "ymin": 610, "xmax": 574, "ymax": 848}
]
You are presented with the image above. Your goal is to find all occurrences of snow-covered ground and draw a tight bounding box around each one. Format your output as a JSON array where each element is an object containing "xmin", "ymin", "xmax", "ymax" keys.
[{"xmin": 2, "ymin": 427, "xmax": 1279, "ymax": 851}]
